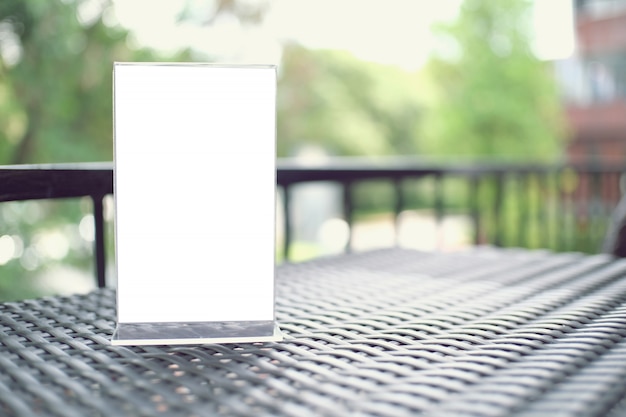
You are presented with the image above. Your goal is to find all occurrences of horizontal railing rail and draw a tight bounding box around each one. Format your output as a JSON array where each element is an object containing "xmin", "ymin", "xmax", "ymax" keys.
[{"xmin": 1, "ymin": 159, "xmax": 624, "ymax": 287}]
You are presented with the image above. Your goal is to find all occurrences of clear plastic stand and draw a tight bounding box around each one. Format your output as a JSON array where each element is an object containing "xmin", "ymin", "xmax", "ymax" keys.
[{"xmin": 112, "ymin": 63, "xmax": 281, "ymax": 345}]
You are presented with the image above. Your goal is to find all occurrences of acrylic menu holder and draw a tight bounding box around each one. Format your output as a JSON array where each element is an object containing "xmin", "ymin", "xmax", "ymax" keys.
[{"xmin": 111, "ymin": 63, "xmax": 281, "ymax": 345}]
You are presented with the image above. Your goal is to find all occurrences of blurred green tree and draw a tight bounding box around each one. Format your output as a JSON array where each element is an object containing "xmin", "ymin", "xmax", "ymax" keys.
[
  {"xmin": 0, "ymin": 0, "xmax": 193, "ymax": 164},
  {"xmin": 277, "ymin": 44, "xmax": 423, "ymax": 157},
  {"xmin": 2, "ymin": 0, "xmax": 119, "ymax": 163},
  {"xmin": 421, "ymin": 0, "xmax": 565, "ymax": 161}
]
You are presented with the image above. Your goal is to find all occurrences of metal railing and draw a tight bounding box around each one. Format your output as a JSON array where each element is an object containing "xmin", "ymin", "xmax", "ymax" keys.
[
  {"xmin": 276, "ymin": 158, "xmax": 625, "ymax": 260},
  {"xmin": 1, "ymin": 159, "xmax": 624, "ymax": 287}
]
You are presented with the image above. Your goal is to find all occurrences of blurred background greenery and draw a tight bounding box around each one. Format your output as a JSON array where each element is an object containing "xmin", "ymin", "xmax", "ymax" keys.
[{"xmin": 0, "ymin": 0, "xmax": 578, "ymax": 300}]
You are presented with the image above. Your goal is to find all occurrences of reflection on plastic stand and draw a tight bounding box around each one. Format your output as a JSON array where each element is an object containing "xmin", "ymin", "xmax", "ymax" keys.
[
  {"xmin": 112, "ymin": 62, "xmax": 280, "ymax": 345},
  {"xmin": 112, "ymin": 321, "xmax": 282, "ymax": 346}
]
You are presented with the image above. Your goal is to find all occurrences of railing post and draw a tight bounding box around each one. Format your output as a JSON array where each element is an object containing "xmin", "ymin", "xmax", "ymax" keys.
[
  {"xmin": 433, "ymin": 173, "xmax": 444, "ymax": 250},
  {"xmin": 343, "ymin": 181, "xmax": 353, "ymax": 253},
  {"xmin": 591, "ymin": 163, "xmax": 604, "ymax": 249},
  {"xmin": 469, "ymin": 175, "xmax": 481, "ymax": 246},
  {"xmin": 559, "ymin": 167, "xmax": 576, "ymax": 252},
  {"xmin": 519, "ymin": 173, "xmax": 529, "ymax": 248},
  {"xmin": 393, "ymin": 177, "xmax": 404, "ymax": 247},
  {"xmin": 493, "ymin": 174, "xmax": 504, "ymax": 247},
  {"xmin": 92, "ymin": 194, "xmax": 106, "ymax": 288},
  {"xmin": 545, "ymin": 170, "xmax": 558, "ymax": 250},
  {"xmin": 282, "ymin": 185, "xmax": 292, "ymax": 262}
]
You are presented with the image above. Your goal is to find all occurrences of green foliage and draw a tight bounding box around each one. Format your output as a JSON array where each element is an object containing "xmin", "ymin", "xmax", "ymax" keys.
[
  {"xmin": 277, "ymin": 44, "xmax": 423, "ymax": 157},
  {"xmin": 0, "ymin": 0, "xmax": 192, "ymax": 164},
  {"xmin": 421, "ymin": 0, "xmax": 565, "ymax": 161}
]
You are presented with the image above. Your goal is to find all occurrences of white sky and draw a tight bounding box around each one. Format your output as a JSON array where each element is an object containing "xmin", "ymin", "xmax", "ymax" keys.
[{"xmin": 109, "ymin": 0, "xmax": 575, "ymax": 70}]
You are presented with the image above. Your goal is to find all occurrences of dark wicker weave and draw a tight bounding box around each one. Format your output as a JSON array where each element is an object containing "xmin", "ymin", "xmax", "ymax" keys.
[{"xmin": 2, "ymin": 248, "xmax": 626, "ymax": 416}]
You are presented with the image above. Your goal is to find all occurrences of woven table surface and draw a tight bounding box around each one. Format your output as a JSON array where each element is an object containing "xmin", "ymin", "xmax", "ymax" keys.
[{"xmin": 2, "ymin": 248, "xmax": 626, "ymax": 416}]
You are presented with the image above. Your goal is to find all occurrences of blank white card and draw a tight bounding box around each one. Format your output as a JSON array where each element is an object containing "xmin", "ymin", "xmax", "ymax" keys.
[{"xmin": 112, "ymin": 63, "xmax": 277, "ymax": 344}]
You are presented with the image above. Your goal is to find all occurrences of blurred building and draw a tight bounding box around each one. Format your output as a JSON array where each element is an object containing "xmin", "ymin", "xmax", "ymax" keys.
[{"xmin": 555, "ymin": 0, "xmax": 626, "ymax": 163}]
